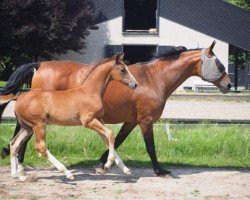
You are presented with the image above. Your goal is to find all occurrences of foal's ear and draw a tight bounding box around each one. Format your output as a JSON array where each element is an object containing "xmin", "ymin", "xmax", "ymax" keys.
[{"xmin": 115, "ymin": 53, "xmax": 125, "ymax": 64}]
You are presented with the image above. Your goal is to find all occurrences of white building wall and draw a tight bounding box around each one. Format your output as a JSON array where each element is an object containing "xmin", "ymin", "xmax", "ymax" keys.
[{"xmin": 57, "ymin": 16, "xmax": 229, "ymax": 90}]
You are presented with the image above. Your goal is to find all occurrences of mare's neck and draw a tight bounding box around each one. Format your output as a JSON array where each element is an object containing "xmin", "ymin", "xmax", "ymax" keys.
[
  {"xmin": 155, "ymin": 50, "xmax": 201, "ymax": 99},
  {"xmin": 82, "ymin": 61, "xmax": 113, "ymax": 97}
]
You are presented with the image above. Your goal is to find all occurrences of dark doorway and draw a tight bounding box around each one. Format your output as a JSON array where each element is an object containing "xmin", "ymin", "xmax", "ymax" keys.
[
  {"xmin": 123, "ymin": 45, "xmax": 156, "ymax": 64},
  {"xmin": 124, "ymin": 0, "xmax": 157, "ymax": 32}
]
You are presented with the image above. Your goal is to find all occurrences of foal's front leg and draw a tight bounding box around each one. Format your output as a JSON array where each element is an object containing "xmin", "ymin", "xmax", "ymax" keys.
[{"xmin": 85, "ymin": 118, "xmax": 130, "ymax": 174}]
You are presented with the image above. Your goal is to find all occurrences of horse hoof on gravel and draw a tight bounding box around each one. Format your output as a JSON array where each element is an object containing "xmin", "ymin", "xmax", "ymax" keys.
[
  {"xmin": 155, "ymin": 168, "xmax": 172, "ymax": 176},
  {"xmin": 19, "ymin": 175, "xmax": 28, "ymax": 182},
  {"xmin": 95, "ymin": 164, "xmax": 107, "ymax": 175},
  {"xmin": 1, "ymin": 147, "xmax": 9, "ymax": 159},
  {"xmin": 123, "ymin": 167, "xmax": 132, "ymax": 175},
  {"xmin": 67, "ymin": 174, "xmax": 75, "ymax": 180}
]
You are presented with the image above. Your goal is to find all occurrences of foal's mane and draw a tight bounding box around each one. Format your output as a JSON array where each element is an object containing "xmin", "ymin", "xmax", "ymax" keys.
[
  {"xmin": 80, "ymin": 57, "xmax": 114, "ymax": 84},
  {"xmin": 92, "ymin": 57, "xmax": 113, "ymax": 67}
]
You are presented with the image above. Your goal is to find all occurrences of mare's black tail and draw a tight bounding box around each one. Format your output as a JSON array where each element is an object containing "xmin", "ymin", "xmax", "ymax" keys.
[
  {"xmin": 0, "ymin": 62, "xmax": 40, "ymax": 122},
  {"xmin": 0, "ymin": 62, "xmax": 40, "ymax": 95}
]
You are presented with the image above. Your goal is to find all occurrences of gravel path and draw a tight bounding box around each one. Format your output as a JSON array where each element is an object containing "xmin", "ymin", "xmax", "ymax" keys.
[{"xmin": 0, "ymin": 167, "xmax": 249, "ymax": 200}]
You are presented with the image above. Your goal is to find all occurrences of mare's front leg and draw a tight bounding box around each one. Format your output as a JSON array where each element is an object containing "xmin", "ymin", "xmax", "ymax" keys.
[{"xmin": 139, "ymin": 121, "xmax": 171, "ymax": 176}]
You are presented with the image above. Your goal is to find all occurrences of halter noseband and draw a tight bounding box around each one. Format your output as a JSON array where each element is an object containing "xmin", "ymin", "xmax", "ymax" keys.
[{"xmin": 200, "ymin": 49, "xmax": 225, "ymax": 82}]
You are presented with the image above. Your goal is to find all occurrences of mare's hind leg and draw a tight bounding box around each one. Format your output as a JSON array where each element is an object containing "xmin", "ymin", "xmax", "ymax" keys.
[
  {"xmin": 1, "ymin": 121, "xmax": 29, "ymax": 176},
  {"xmin": 10, "ymin": 125, "xmax": 32, "ymax": 181},
  {"xmin": 85, "ymin": 118, "xmax": 130, "ymax": 173},
  {"xmin": 140, "ymin": 122, "xmax": 171, "ymax": 175},
  {"xmin": 13, "ymin": 122, "xmax": 30, "ymax": 175},
  {"xmin": 1, "ymin": 122, "xmax": 20, "ymax": 159},
  {"xmin": 33, "ymin": 125, "xmax": 74, "ymax": 180}
]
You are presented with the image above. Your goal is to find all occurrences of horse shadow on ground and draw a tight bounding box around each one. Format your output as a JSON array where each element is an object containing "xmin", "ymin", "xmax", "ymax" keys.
[{"xmin": 33, "ymin": 160, "xmax": 250, "ymax": 185}]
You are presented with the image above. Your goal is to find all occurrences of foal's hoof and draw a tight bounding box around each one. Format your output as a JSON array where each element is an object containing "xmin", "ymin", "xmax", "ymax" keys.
[
  {"xmin": 18, "ymin": 170, "xmax": 27, "ymax": 177},
  {"xmin": 67, "ymin": 174, "xmax": 75, "ymax": 180},
  {"xmin": 1, "ymin": 147, "xmax": 9, "ymax": 159},
  {"xmin": 66, "ymin": 172, "xmax": 75, "ymax": 180},
  {"xmin": 19, "ymin": 175, "xmax": 27, "ymax": 182},
  {"xmin": 11, "ymin": 173, "xmax": 19, "ymax": 179},
  {"xmin": 123, "ymin": 168, "xmax": 132, "ymax": 175}
]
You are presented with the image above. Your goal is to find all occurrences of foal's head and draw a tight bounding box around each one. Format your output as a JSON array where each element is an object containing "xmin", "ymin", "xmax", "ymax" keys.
[
  {"xmin": 199, "ymin": 41, "xmax": 232, "ymax": 93},
  {"xmin": 110, "ymin": 53, "xmax": 138, "ymax": 89}
]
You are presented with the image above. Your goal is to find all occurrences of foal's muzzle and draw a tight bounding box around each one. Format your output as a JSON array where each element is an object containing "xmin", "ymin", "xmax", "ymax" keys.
[{"xmin": 128, "ymin": 82, "xmax": 138, "ymax": 89}]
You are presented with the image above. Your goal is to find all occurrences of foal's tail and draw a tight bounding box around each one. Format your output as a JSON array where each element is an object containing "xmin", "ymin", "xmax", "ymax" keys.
[{"xmin": 0, "ymin": 62, "xmax": 40, "ymax": 122}]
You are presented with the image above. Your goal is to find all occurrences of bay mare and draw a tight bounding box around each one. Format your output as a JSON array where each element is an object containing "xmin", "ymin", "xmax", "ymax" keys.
[
  {"xmin": 0, "ymin": 41, "xmax": 231, "ymax": 175},
  {"xmin": 8, "ymin": 54, "xmax": 138, "ymax": 181}
]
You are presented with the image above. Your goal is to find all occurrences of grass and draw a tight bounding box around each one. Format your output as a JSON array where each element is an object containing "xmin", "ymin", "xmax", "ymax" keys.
[
  {"xmin": 0, "ymin": 81, "xmax": 6, "ymax": 87},
  {"xmin": 0, "ymin": 123, "xmax": 249, "ymax": 168}
]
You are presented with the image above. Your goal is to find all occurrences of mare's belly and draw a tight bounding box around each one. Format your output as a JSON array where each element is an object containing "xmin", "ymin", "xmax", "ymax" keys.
[
  {"xmin": 102, "ymin": 105, "xmax": 135, "ymax": 124},
  {"xmin": 47, "ymin": 116, "xmax": 82, "ymax": 126}
]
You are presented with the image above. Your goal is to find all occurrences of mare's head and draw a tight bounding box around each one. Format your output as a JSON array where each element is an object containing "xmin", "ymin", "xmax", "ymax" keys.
[
  {"xmin": 110, "ymin": 53, "xmax": 138, "ymax": 89},
  {"xmin": 199, "ymin": 41, "xmax": 232, "ymax": 93}
]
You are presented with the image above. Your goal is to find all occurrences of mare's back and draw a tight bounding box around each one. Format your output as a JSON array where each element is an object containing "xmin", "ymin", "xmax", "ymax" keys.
[{"xmin": 31, "ymin": 60, "xmax": 93, "ymax": 90}]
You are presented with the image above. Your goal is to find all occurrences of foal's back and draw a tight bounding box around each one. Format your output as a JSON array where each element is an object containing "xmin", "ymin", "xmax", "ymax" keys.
[{"xmin": 15, "ymin": 87, "xmax": 91, "ymax": 127}]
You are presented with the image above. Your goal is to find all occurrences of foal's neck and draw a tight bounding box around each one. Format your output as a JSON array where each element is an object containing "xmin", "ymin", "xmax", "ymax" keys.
[{"xmin": 82, "ymin": 61, "xmax": 113, "ymax": 97}]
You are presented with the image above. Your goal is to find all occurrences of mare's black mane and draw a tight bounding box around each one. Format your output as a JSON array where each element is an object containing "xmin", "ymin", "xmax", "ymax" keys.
[{"xmin": 155, "ymin": 46, "xmax": 187, "ymax": 59}]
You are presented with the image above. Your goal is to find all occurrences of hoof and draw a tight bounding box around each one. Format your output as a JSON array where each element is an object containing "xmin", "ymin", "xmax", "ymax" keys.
[
  {"xmin": 1, "ymin": 147, "xmax": 9, "ymax": 159},
  {"xmin": 11, "ymin": 173, "xmax": 19, "ymax": 179},
  {"xmin": 123, "ymin": 167, "xmax": 132, "ymax": 175},
  {"xmin": 67, "ymin": 174, "xmax": 75, "ymax": 180},
  {"xmin": 95, "ymin": 167, "xmax": 107, "ymax": 175},
  {"xmin": 155, "ymin": 168, "xmax": 172, "ymax": 176},
  {"xmin": 19, "ymin": 175, "xmax": 27, "ymax": 182},
  {"xmin": 104, "ymin": 164, "xmax": 111, "ymax": 170},
  {"xmin": 66, "ymin": 172, "xmax": 75, "ymax": 180},
  {"xmin": 17, "ymin": 170, "xmax": 27, "ymax": 176}
]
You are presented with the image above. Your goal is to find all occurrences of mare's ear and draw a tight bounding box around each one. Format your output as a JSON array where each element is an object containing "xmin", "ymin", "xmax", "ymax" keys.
[
  {"xmin": 206, "ymin": 41, "xmax": 216, "ymax": 57},
  {"xmin": 209, "ymin": 41, "xmax": 216, "ymax": 52},
  {"xmin": 115, "ymin": 53, "xmax": 125, "ymax": 64}
]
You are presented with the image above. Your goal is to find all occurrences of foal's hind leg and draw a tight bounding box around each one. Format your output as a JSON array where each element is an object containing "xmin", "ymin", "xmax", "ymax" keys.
[
  {"xmin": 85, "ymin": 118, "xmax": 130, "ymax": 174},
  {"xmin": 10, "ymin": 125, "xmax": 32, "ymax": 181},
  {"xmin": 33, "ymin": 125, "xmax": 74, "ymax": 180}
]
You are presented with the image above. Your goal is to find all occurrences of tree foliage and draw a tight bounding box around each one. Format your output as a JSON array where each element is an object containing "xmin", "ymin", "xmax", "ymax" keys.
[
  {"xmin": 225, "ymin": 0, "xmax": 250, "ymax": 10},
  {"xmin": 0, "ymin": 0, "xmax": 97, "ymax": 80},
  {"xmin": 226, "ymin": 0, "xmax": 250, "ymax": 70}
]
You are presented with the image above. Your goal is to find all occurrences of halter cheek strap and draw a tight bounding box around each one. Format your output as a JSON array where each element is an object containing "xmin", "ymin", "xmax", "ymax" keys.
[{"xmin": 200, "ymin": 49, "xmax": 224, "ymax": 82}]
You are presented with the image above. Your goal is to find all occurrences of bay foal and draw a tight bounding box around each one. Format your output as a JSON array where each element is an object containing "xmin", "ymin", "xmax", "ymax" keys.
[{"xmin": 9, "ymin": 54, "xmax": 138, "ymax": 181}]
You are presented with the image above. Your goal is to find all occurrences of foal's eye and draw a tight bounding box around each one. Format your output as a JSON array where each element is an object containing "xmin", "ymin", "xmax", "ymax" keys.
[{"xmin": 121, "ymin": 68, "xmax": 127, "ymax": 74}]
